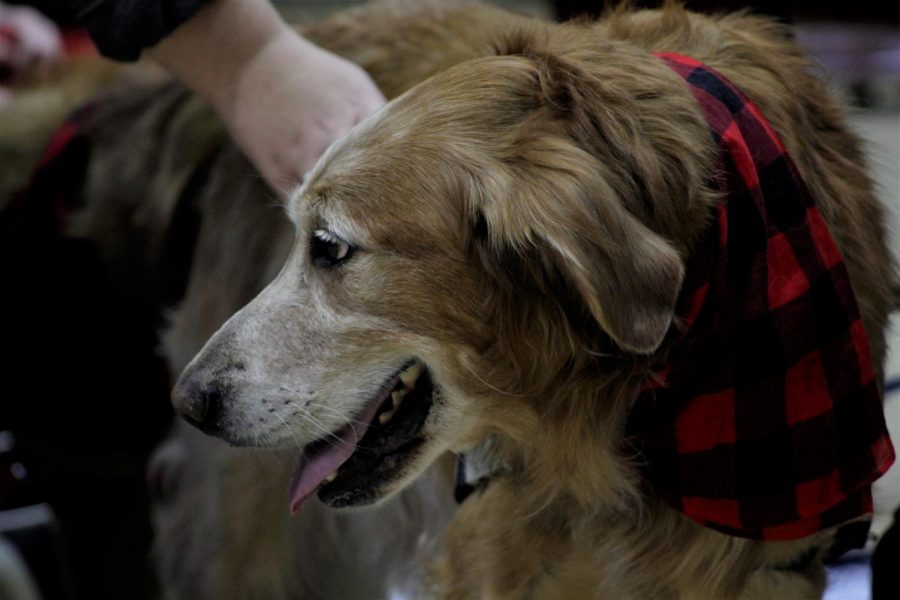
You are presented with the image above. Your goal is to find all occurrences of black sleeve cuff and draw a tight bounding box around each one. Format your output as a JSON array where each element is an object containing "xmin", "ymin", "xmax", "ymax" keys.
[{"xmin": 73, "ymin": 0, "xmax": 209, "ymax": 61}]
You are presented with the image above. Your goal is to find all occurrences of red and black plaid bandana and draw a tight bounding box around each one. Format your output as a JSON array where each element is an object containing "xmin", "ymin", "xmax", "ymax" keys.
[{"xmin": 626, "ymin": 53, "xmax": 895, "ymax": 540}]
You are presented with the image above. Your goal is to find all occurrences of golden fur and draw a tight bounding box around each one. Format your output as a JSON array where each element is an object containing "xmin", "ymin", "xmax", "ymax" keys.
[{"xmin": 293, "ymin": 3, "xmax": 893, "ymax": 598}]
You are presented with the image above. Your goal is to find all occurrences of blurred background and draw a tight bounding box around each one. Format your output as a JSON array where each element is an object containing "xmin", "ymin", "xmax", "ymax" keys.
[{"xmin": 1, "ymin": 1, "xmax": 898, "ymax": 599}]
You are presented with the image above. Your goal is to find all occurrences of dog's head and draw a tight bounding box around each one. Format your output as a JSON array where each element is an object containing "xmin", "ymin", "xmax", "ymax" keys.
[{"xmin": 172, "ymin": 28, "xmax": 713, "ymax": 511}]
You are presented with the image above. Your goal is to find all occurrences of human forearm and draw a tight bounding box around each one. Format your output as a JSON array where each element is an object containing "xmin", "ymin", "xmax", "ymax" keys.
[
  {"xmin": 146, "ymin": 0, "xmax": 385, "ymax": 191},
  {"xmin": 146, "ymin": 0, "xmax": 289, "ymax": 110}
]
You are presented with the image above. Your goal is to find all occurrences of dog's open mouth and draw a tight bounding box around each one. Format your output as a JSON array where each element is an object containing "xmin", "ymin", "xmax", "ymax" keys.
[{"xmin": 288, "ymin": 360, "xmax": 435, "ymax": 513}]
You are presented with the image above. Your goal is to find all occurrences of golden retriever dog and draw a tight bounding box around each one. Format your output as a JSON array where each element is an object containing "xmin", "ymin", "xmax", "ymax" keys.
[{"xmin": 170, "ymin": 1, "xmax": 897, "ymax": 598}]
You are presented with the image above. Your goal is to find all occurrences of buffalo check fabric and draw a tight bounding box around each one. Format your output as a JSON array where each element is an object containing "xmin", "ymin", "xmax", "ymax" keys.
[{"xmin": 626, "ymin": 53, "xmax": 895, "ymax": 540}]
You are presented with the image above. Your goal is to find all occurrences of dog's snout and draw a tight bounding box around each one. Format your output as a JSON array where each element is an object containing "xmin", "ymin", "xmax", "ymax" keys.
[{"xmin": 172, "ymin": 379, "xmax": 225, "ymax": 435}]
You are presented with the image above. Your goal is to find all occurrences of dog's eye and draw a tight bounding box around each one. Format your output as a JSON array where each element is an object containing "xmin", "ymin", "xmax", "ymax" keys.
[{"xmin": 311, "ymin": 229, "xmax": 354, "ymax": 268}]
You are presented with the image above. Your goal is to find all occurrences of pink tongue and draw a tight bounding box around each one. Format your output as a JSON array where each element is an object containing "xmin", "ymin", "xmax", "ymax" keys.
[{"xmin": 287, "ymin": 396, "xmax": 384, "ymax": 514}]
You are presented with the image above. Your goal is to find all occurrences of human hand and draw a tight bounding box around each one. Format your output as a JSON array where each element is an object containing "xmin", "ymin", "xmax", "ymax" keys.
[
  {"xmin": 148, "ymin": 0, "xmax": 385, "ymax": 194},
  {"xmin": 215, "ymin": 30, "xmax": 386, "ymax": 192},
  {"xmin": 0, "ymin": 2, "xmax": 62, "ymax": 103}
]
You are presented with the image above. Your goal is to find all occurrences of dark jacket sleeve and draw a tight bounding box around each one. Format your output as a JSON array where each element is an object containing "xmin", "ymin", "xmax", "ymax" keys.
[{"xmin": 71, "ymin": 0, "xmax": 210, "ymax": 61}]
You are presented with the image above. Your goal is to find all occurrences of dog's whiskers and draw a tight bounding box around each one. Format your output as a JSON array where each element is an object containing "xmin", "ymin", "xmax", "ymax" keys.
[
  {"xmin": 577, "ymin": 343, "xmax": 618, "ymax": 359},
  {"xmin": 283, "ymin": 401, "xmax": 381, "ymax": 455},
  {"xmin": 461, "ymin": 361, "xmax": 532, "ymax": 398},
  {"xmin": 303, "ymin": 400, "xmax": 385, "ymax": 453},
  {"xmin": 285, "ymin": 403, "xmax": 344, "ymax": 448},
  {"xmin": 276, "ymin": 386, "xmax": 350, "ymax": 447},
  {"xmin": 272, "ymin": 412, "xmax": 304, "ymax": 450},
  {"xmin": 278, "ymin": 385, "xmax": 374, "ymax": 429},
  {"xmin": 249, "ymin": 437, "xmax": 285, "ymax": 469},
  {"xmin": 304, "ymin": 400, "xmax": 373, "ymax": 429},
  {"xmin": 277, "ymin": 385, "xmax": 388, "ymax": 453}
]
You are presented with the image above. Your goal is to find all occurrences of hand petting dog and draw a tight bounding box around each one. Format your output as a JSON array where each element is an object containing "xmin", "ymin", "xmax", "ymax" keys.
[{"xmin": 148, "ymin": 0, "xmax": 386, "ymax": 194}]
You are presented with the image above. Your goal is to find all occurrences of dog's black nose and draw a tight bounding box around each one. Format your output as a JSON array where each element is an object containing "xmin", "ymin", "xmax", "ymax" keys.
[{"xmin": 172, "ymin": 380, "xmax": 225, "ymax": 435}]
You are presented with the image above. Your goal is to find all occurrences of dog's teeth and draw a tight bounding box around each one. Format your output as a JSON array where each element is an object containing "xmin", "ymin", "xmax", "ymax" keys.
[
  {"xmin": 379, "ymin": 408, "xmax": 396, "ymax": 424},
  {"xmin": 323, "ymin": 472, "xmax": 337, "ymax": 483},
  {"xmin": 399, "ymin": 363, "xmax": 423, "ymax": 388},
  {"xmin": 379, "ymin": 366, "xmax": 418, "ymax": 426}
]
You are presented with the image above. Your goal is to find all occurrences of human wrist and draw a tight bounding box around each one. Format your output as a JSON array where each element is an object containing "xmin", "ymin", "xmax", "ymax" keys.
[{"xmin": 147, "ymin": 0, "xmax": 290, "ymax": 111}]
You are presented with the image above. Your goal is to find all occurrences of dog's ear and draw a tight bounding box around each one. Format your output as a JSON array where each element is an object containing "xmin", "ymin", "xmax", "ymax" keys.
[
  {"xmin": 479, "ymin": 167, "xmax": 684, "ymax": 355},
  {"xmin": 540, "ymin": 203, "xmax": 682, "ymax": 356},
  {"xmin": 479, "ymin": 33, "xmax": 687, "ymax": 354}
]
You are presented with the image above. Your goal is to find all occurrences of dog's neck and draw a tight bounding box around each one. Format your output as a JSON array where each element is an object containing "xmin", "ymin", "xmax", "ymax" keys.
[
  {"xmin": 459, "ymin": 359, "xmax": 651, "ymax": 512},
  {"xmin": 455, "ymin": 434, "xmax": 512, "ymax": 501}
]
